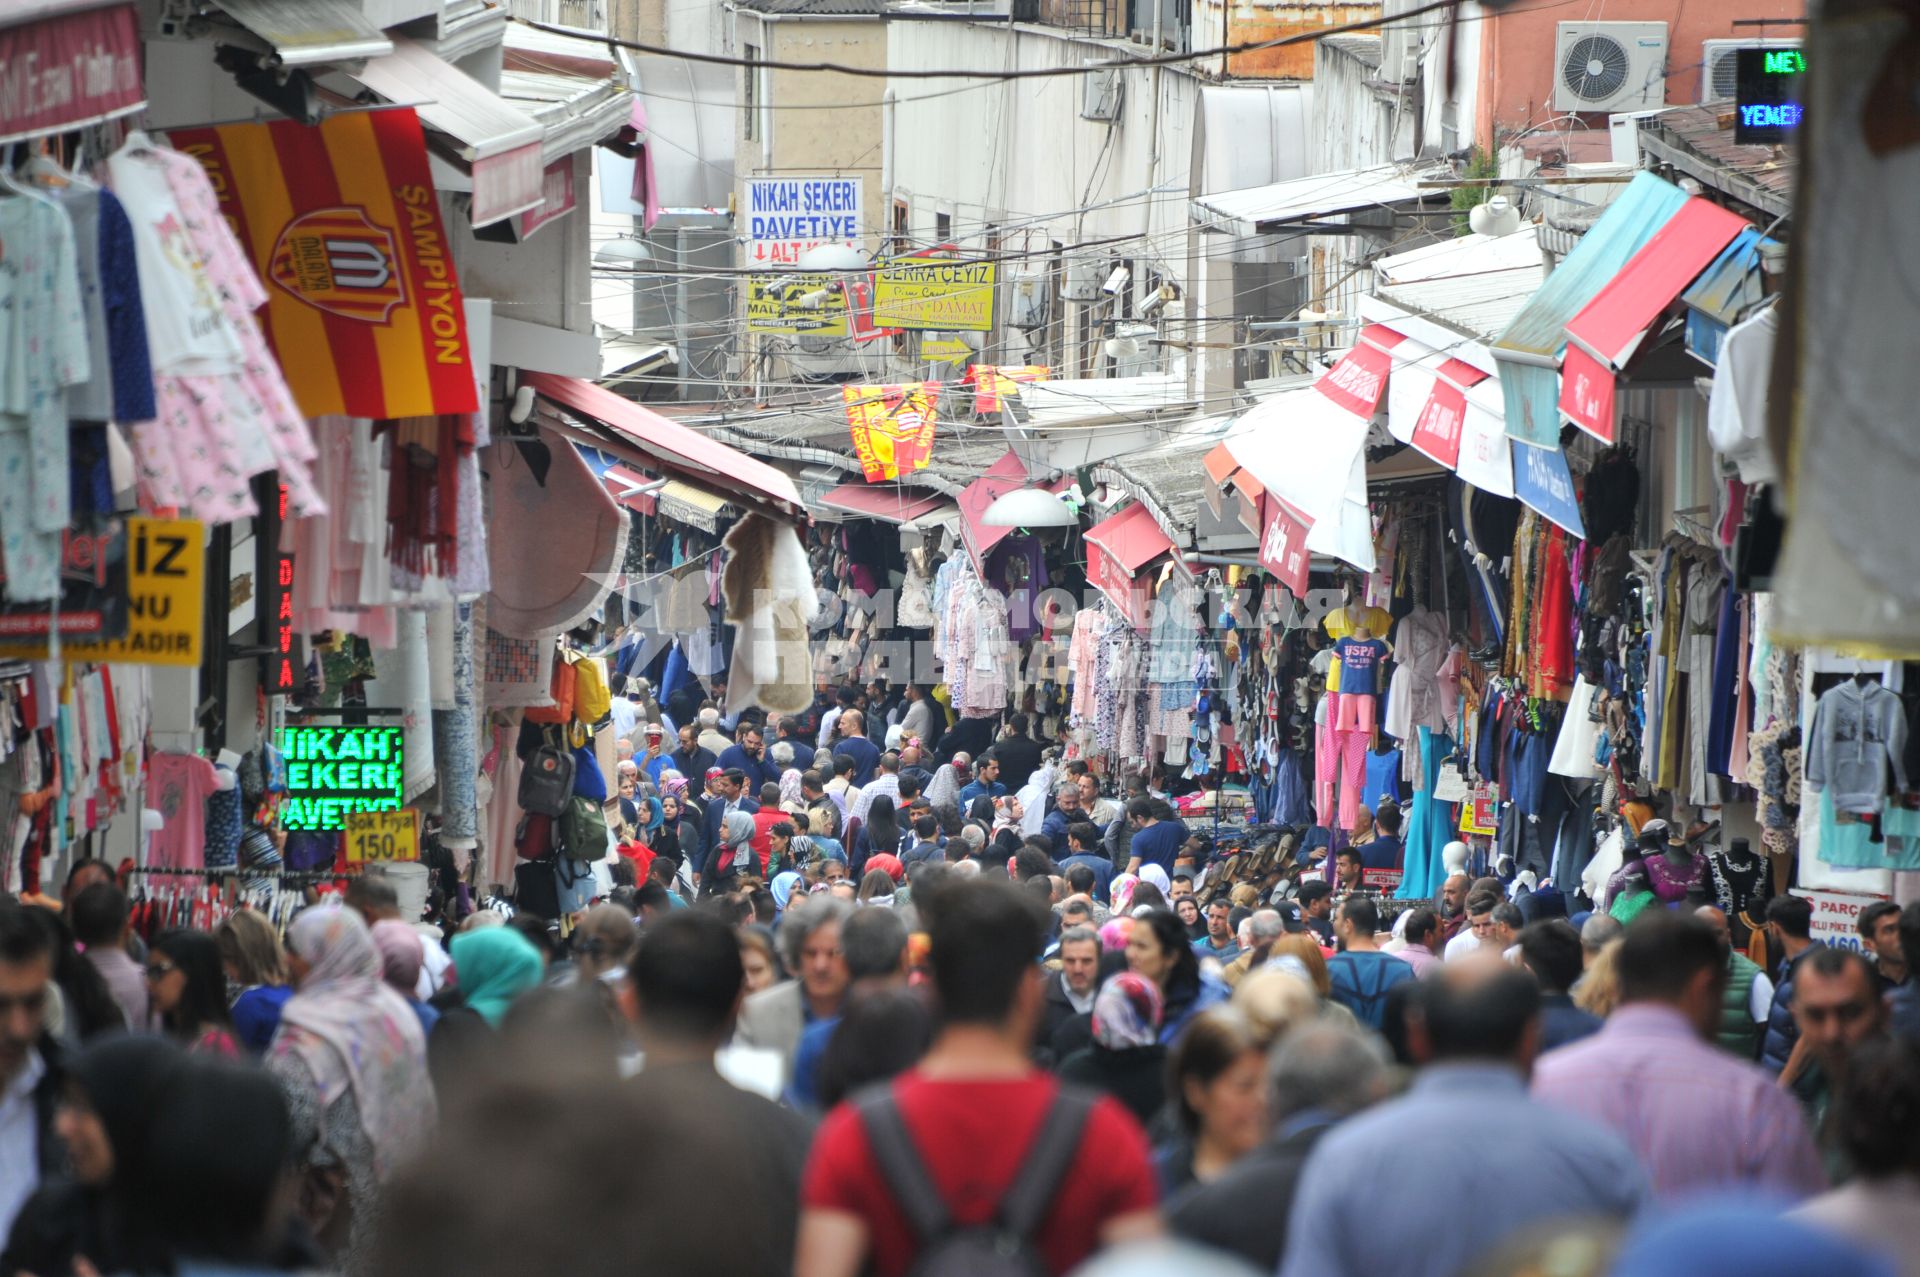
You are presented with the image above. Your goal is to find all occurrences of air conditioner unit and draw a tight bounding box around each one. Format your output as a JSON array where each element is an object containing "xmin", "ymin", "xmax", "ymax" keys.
[
  {"xmin": 1010, "ymin": 271, "xmax": 1050, "ymax": 329},
  {"xmin": 1700, "ymin": 38, "xmax": 1800, "ymax": 102},
  {"xmin": 1081, "ymin": 69, "xmax": 1123, "ymax": 122},
  {"xmin": 1553, "ymin": 22, "xmax": 1668, "ymax": 113},
  {"xmin": 1062, "ymin": 259, "xmax": 1104, "ymax": 302}
]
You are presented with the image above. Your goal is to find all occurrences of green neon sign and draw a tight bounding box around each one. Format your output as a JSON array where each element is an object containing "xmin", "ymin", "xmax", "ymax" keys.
[{"xmin": 276, "ymin": 725, "xmax": 405, "ymax": 831}]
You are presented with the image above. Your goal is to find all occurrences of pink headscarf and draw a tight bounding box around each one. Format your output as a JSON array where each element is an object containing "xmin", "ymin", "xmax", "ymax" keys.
[
  {"xmin": 370, "ymin": 919, "xmax": 424, "ymax": 994},
  {"xmin": 272, "ymin": 906, "xmax": 436, "ymax": 1179},
  {"xmin": 1098, "ymin": 916, "xmax": 1135, "ymax": 952}
]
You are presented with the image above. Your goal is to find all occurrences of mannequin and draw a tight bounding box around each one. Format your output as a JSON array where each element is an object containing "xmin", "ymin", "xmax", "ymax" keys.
[
  {"xmin": 1645, "ymin": 828, "xmax": 1709, "ymax": 903},
  {"xmin": 1330, "ymin": 623, "xmax": 1393, "ymax": 734},
  {"xmin": 1708, "ymin": 837, "xmax": 1772, "ymax": 947},
  {"xmin": 1441, "ymin": 840, "xmax": 1470, "ymax": 878}
]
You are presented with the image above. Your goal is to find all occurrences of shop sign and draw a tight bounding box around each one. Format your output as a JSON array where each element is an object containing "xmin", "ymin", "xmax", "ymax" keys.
[
  {"xmin": 922, "ymin": 336, "xmax": 974, "ymax": 365},
  {"xmin": 742, "ymin": 176, "xmax": 862, "ymax": 267},
  {"xmin": 1257, "ymin": 495, "xmax": 1312, "ymax": 597},
  {"xmin": 1087, "ymin": 539, "xmax": 1147, "ymax": 630},
  {"xmin": 1512, "ymin": 442, "xmax": 1586, "ymax": 540},
  {"xmin": 174, "ymin": 109, "xmax": 478, "ymax": 420},
  {"xmin": 874, "ymin": 257, "xmax": 998, "ymax": 331},
  {"xmin": 0, "ymin": 523, "xmax": 129, "ymax": 641},
  {"xmin": 0, "ymin": 518, "xmax": 204, "ymax": 665},
  {"xmin": 746, "ymin": 272, "xmax": 849, "ymax": 335},
  {"xmin": 1315, "ymin": 326, "xmax": 1405, "ymax": 419},
  {"xmin": 1559, "ymin": 344, "xmax": 1618, "ymax": 444},
  {"xmin": 1410, "ymin": 380, "xmax": 1470, "ymax": 469},
  {"xmin": 1459, "ymin": 785, "xmax": 1498, "ymax": 835},
  {"xmin": 968, "ymin": 365, "xmax": 1048, "ymax": 415},
  {"xmin": 0, "ymin": 5, "xmax": 143, "ymax": 146},
  {"xmin": 518, "ymin": 158, "xmax": 577, "ymax": 241},
  {"xmin": 277, "ymin": 725, "xmax": 405, "ymax": 831},
  {"xmin": 1791, "ymin": 888, "xmax": 1889, "ymax": 955},
  {"xmin": 1361, "ymin": 868, "xmax": 1403, "ymax": 891},
  {"xmin": 845, "ymin": 383, "xmax": 940, "ymax": 482},
  {"xmin": 1734, "ymin": 48, "xmax": 1806, "ymax": 145},
  {"xmin": 345, "ymin": 808, "xmax": 420, "ymax": 866}
]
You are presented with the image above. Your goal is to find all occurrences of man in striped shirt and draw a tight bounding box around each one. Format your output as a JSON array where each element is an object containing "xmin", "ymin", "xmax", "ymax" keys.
[{"xmin": 1532, "ymin": 912, "xmax": 1826, "ymax": 1202}]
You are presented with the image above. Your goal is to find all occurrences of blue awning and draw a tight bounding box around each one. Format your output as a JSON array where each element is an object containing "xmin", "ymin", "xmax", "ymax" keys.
[
  {"xmin": 1681, "ymin": 230, "xmax": 1775, "ymax": 367},
  {"xmin": 1490, "ymin": 172, "xmax": 1691, "ymax": 448}
]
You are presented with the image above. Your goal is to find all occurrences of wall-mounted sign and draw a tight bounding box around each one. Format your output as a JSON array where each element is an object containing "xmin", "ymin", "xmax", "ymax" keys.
[
  {"xmin": 742, "ymin": 176, "xmax": 862, "ymax": 267},
  {"xmin": 1734, "ymin": 47, "xmax": 1806, "ymax": 144},
  {"xmin": 0, "ymin": 523, "xmax": 130, "ymax": 641},
  {"xmin": 746, "ymin": 272, "xmax": 849, "ymax": 335},
  {"xmin": 0, "ymin": 517, "xmax": 204, "ymax": 665},
  {"xmin": 875, "ymin": 257, "xmax": 998, "ymax": 331},
  {"xmin": 277, "ymin": 725, "xmax": 405, "ymax": 831}
]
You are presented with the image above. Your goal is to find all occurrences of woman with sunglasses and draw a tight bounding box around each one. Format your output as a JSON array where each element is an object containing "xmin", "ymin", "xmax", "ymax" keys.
[{"xmin": 146, "ymin": 931, "xmax": 239, "ymax": 1057}]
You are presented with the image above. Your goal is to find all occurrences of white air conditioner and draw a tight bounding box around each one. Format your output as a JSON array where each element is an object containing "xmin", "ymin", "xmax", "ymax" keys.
[
  {"xmin": 1700, "ymin": 38, "xmax": 1800, "ymax": 102},
  {"xmin": 1081, "ymin": 69, "xmax": 1123, "ymax": 122},
  {"xmin": 1553, "ymin": 22, "xmax": 1668, "ymax": 113}
]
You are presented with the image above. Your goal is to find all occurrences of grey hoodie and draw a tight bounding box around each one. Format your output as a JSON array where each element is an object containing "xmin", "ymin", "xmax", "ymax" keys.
[{"xmin": 1805, "ymin": 679, "xmax": 1908, "ymax": 814}]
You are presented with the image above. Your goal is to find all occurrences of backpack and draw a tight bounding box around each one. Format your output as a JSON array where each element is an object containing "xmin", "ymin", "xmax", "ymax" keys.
[
  {"xmin": 857, "ymin": 1087, "xmax": 1092, "ymax": 1277},
  {"xmin": 519, "ymin": 738, "xmax": 575, "ymax": 817},
  {"xmin": 560, "ymin": 795, "xmax": 609, "ymax": 862}
]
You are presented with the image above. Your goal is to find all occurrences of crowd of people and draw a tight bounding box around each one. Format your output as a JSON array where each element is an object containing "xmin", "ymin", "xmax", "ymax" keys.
[{"xmin": 0, "ymin": 685, "xmax": 1917, "ymax": 1277}]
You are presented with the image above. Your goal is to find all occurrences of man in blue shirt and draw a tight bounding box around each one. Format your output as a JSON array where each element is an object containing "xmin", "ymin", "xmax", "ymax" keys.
[
  {"xmin": 1193, "ymin": 899, "xmax": 1242, "ymax": 963},
  {"xmin": 716, "ymin": 722, "xmax": 782, "ymax": 795},
  {"xmin": 1058, "ymin": 822, "xmax": 1115, "ymax": 903},
  {"xmin": 1325, "ymin": 897, "xmax": 1414, "ymax": 1029},
  {"xmin": 1358, "ymin": 804, "xmax": 1406, "ymax": 873},
  {"xmin": 1279, "ymin": 961, "xmax": 1650, "ymax": 1277},
  {"xmin": 1124, "ymin": 797, "xmax": 1184, "ymax": 877},
  {"xmin": 770, "ymin": 712, "xmax": 816, "ymax": 773},
  {"xmin": 956, "ymin": 753, "xmax": 1005, "ymax": 806},
  {"xmin": 1040, "ymin": 780, "xmax": 1083, "ymax": 850},
  {"xmin": 832, "ymin": 709, "xmax": 882, "ymax": 787}
]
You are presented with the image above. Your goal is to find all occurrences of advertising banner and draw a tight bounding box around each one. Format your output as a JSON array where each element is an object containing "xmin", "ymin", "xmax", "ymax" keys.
[
  {"xmin": 875, "ymin": 256, "xmax": 998, "ymax": 331},
  {"xmin": 747, "ymin": 273, "xmax": 849, "ymax": 335},
  {"xmin": 742, "ymin": 176, "xmax": 862, "ymax": 267},
  {"xmin": 173, "ymin": 109, "xmax": 479, "ymax": 419},
  {"xmin": 844, "ymin": 384, "xmax": 940, "ymax": 482}
]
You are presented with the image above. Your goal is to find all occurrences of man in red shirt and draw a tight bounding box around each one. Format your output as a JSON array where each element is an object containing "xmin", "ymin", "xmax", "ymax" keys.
[{"xmin": 797, "ymin": 878, "xmax": 1161, "ymax": 1277}]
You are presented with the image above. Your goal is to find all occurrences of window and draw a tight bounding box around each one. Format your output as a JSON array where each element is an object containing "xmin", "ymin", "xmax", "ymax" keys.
[
  {"xmin": 934, "ymin": 210, "xmax": 952, "ymax": 246},
  {"xmin": 890, "ymin": 198, "xmax": 910, "ymax": 256},
  {"xmin": 743, "ymin": 44, "xmax": 758, "ymax": 140}
]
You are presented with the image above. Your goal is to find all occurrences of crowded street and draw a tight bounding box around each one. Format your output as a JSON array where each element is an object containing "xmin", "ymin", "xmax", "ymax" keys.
[{"xmin": 0, "ymin": 0, "xmax": 1913, "ymax": 1274}]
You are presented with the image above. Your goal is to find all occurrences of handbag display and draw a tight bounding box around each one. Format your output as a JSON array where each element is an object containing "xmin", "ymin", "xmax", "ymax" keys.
[
  {"xmin": 572, "ymin": 656, "xmax": 612, "ymax": 726},
  {"xmin": 560, "ymin": 794, "xmax": 609, "ymax": 862},
  {"xmin": 524, "ymin": 653, "xmax": 578, "ymax": 726},
  {"xmin": 515, "ymin": 811, "xmax": 555, "ymax": 861},
  {"xmin": 514, "ymin": 857, "xmax": 561, "ymax": 919}
]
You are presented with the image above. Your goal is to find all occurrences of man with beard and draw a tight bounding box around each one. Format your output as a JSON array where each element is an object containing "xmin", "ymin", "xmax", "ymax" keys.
[{"xmin": 1433, "ymin": 873, "xmax": 1472, "ymax": 947}]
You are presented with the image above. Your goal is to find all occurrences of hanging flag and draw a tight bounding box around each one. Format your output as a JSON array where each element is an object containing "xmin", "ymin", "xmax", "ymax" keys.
[
  {"xmin": 966, "ymin": 365, "xmax": 1049, "ymax": 415},
  {"xmin": 844, "ymin": 384, "xmax": 940, "ymax": 482},
  {"xmin": 172, "ymin": 108, "xmax": 479, "ymax": 419}
]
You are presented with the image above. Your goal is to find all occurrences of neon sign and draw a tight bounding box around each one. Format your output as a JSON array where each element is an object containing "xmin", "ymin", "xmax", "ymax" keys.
[
  {"xmin": 1734, "ymin": 47, "xmax": 1806, "ymax": 145},
  {"xmin": 276, "ymin": 725, "xmax": 405, "ymax": 830}
]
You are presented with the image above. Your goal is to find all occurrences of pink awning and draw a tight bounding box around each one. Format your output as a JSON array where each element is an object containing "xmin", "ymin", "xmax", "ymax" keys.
[
  {"xmin": 601, "ymin": 464, "xmax": 659, "ymax": 515},
  {"xmin": 820, "ymin": 482, "xmax": 950, "ymax": 525},
  {"xmin": 1408, "ymin": 358, "xmax": 1492, "ymax": 469},
  {"xmin": 1564, "ymin": 197, "xmax": 1750, "ymax": 373},
  {"xmin": 1084, "ymin": 503, "xmax": 1174, "ymax": 629},
  {"xmin": 1558, "ymin": 345, "xmax": 1620, "ymax": 444},
  {"xmin": 0, "ymin": 5, "xmax": 141, "ymax": 145},
  {"xmin": 524, "ymin": 372, "xmax": 803, "ymax": 513},
  {"xmin": 1315, "ymin": 323, "xmax": 1407, "ymax": 418}
]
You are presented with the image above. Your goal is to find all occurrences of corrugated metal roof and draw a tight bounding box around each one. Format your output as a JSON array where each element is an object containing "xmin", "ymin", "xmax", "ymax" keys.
[
  {"xmin": 353, "ymin": 35, "xmax": 545, "ymax": 160},
  {"xmin": 502, "ymin": 22, "xmax": 634, "ymax": 160},
  {"xmin": 1640, "ymin": 106, "xmax": 1795, "ymax": 219},
  {"xmin": 1017, "ymin": 374, "xmax": 1198, "ymax": 428},
  {"xmin": 1193, "ymin": 163, "xmax": 1448, "ymax": 237},
  {"xmin": 1489, "ymin": 171, "xmax": 1690, "ymax": 446},
  {"xmin": 733, "ymin": 0, "xmax": 884, "ymax": 13},
  {"xmin": 1372, "ymin": 227, "xmax": 1548, "ymax": 343},
  {"xmin": 216, "ymin": 0, "xmax": 393, "ymax": 65}
]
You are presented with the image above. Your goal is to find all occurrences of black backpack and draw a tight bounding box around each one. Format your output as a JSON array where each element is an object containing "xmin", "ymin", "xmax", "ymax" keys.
[{"xmin": 857, "ymin": 1087, "xmax": 1093, "ymax": 1277}]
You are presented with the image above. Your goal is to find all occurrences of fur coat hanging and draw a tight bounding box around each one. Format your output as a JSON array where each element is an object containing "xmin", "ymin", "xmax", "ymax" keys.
[{"xmin": 721, "ymin": 514, "xmax": 820, "ymax": 715}]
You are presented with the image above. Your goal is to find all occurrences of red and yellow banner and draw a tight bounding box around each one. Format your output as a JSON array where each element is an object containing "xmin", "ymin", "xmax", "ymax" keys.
[
  {"xmin": 844, "ymin": 383, "xmax": 940, "ymax": 483},
  {"xmin": 966, "ymin": 365, "xmax": 1049, "ymax": 415},
  {"xmin": 172, "ymin": 109, "xmax": 478, "ymax": 420}
]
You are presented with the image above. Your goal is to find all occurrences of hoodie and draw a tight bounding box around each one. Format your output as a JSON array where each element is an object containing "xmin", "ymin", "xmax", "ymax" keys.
[{"xmin": 1805, "ymin": 679, "xmax": 1907, "ymax": 814}]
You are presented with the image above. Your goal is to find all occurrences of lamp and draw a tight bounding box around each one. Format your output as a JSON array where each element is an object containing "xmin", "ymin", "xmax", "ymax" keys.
[
  {"xmin": 982, "ymin": 487, "xmax": 1077, "ymax": 528},
  {"xmin": 1468, "ymin": 195, "xmax": 1522, "ymax": 237},
  {"xmin": 594, "ymin": 235, "xmax": 653, "ymax": 265}
]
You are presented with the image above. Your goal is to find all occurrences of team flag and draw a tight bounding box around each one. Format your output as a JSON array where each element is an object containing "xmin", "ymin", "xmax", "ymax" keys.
[
  {"xmin": 966, "ymin": 365, "xmax": 1049, "ymax": 415},
  {"xmin": 171, "ymin": 109, "xmax": 479, "ymax": 419},
  {"xmin": 844, "ymin": 384, "xmax": 940, "ymax": 482}
]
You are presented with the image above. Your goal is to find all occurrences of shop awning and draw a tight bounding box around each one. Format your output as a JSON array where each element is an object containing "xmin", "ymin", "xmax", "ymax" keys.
[
  {"xmin": 214, "ymin": 0, "xmax": 393, "ymax": 66},
  {"xmin": 1490, "ymin": 172, "xmax": 1690, "ymax": 447},
  {"xmin": 501, "ymin": 20, "xmax": 636, "ymax": 162},
  {"xmin": 658, "ymin": 480, "xmax": 730, "ymax": 534},
  {"xmin": 1406, "ymin": 359, "xmax": 1492, "ymax": 470},
  {"xmin": 602, "ymin": 464, "xmax": 660, "ymax": 516},
  {"xmin": 1681, "ymin": 229, "xmax": 1773, "ymax": 367},
  {"xmin": 957, "ymin": 451, "xmax": 1036, "ymax": 575},
  {"xmin": 1192, "ymin": 163, "xmax": 1445, "ymax": 237},
  {"xmin": 352, "ymin": 35, "xmax": 546, "ymax": 225},
  {"xmin": 1564, "ymin": 197, "xmax": 1750, "ymax": 371},
  {"xmin": 1513, "ymin": 437, "xmax": 1586, "ymax": 539},
  {"xmin": 524, "ymin": 371, "xmax": 804, "ymax": 514},
  {"xmin": 0, "ymin": 4, "xmax": 142, "ymax": 145},
  {"xmin": 1453, "ymin": 379, "xmax": 1514, "ymax": 499},
  {"xmin": 1084, "ymin": 503, "xmax": 1175, "ymax": 628},
  {"xmin": 1316, "ymin": 323, "xmax": 1408, "ymax": 419},
  {"xmin": 1221, "ymin": 386, "xmax": 1376, "ymax": 572},
  {"xmin": 819, "ymin": 483, "xmax": 950, "ymax": 525}
]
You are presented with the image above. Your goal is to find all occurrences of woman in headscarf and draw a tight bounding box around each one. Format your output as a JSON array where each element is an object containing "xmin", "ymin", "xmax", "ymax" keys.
[
  {"xmin": 268, "ymin": 906, "xmax": 435, "ymax": 1271},
  {"xmin": 429, "ymin": 927, "xmax": 545, "ymax": 1111},
  {"xmin": 967, "ymin": 795, "xmax": 997, "ymax": 828},
  {"xmin": 1056, "ymin": 973, "xmax": 1167, "ymax": 1124},
  {"xmin": 1137, "ymin": 863, "xmax": 1173, "ymax": 898},
  {"xmin": 2, "ymin": 1036, "xmax": 184, "ymax": 1277},
  {"xmin": 371, "ymin": 919, "xmax": 440, "ymax": 1038},
  {"xmin": 1111, "ymin": 872, "xmax": 1141, "ymax": 916},
  {"xmin": 925, "ymin": 762, "xmax": 960, "ymax": 812},
  {"xmin": 770, "ymin": 870, "xmax": 804, "ymax": 918},
  {"xmin": 147, "ymin": 930, "xmax": 240, "ymax": 1056},
  {"xmin": 652, "ymin": 788, "xmax": 687, "ymax": 876},
  {"xmin": 704, "ymin": 810, "xmax": 759, "ymax": 896}
]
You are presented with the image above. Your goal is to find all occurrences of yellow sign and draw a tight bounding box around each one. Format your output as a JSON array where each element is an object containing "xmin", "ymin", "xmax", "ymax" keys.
[
  {"xmin": 0, "ymin": 518, "xmax": 206, "ymax": 666},
  {"xmin": 345, "ymin": 808, "xmax": 420, "ymax": 865},
  {"xmin": 921, "ymin": 336, "xmax": 974, "ymax": 364},
  {"xmin": 875, "ymin": 257, "xmax": 998, "ymax": 332},
  {"xmin": 747, "ymin": 272, "xmax": 849, "ymax": 335}
]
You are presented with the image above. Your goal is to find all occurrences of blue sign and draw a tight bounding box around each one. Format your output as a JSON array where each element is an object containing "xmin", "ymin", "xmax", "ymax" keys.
[{"xmin": 1512, "ymin": 441, "xmax": 1586, "ymax": 539}]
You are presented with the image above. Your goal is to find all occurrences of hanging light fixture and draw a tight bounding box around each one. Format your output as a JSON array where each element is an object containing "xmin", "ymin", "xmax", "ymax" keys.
[
  {"xmin": 982, "ymin": 487, "xmax": 1077, "ymax": 527},
  {"xmin": 594, "ymin": 235, "xmax": 654, "ymax": 265}
]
